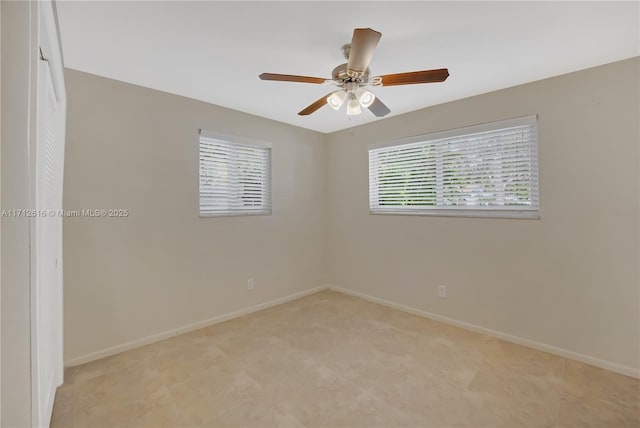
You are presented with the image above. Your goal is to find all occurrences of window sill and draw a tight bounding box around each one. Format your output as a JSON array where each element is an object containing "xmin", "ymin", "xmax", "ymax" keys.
[
  {"xmin": 369, "ymin": 209, "xmax": 539, "ymax": 219},
  {"xmin": 199, "ymin": 211, "xmax": 272, "ymax": 218}
]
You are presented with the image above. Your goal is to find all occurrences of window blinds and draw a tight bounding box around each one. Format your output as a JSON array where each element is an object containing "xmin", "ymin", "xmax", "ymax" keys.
[
  {"xmin": 369, "ymin": 116, "xmax": 539, "ymax": 218},
  {"xmin": 199, "ymin": 135, "xmax": 271, "ymax": 217}
]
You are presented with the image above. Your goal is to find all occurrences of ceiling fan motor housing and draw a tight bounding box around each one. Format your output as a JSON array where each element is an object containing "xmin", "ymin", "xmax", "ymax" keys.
[{"xmin": 332, "ymin": 63, "xmax": 370, "ymax": 85}]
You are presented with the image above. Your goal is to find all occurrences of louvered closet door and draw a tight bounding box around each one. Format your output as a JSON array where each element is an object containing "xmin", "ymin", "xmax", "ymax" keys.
[{"xmin": 33, "ymin": 52, "xmax": 65, "ymax": 428}]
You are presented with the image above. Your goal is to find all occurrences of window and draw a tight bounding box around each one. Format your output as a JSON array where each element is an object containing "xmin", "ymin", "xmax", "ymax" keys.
[
  {"xmin": 368, "ymin": 116, "xmax": 539, "ymax": 218},
  {"xmin": 199, "ymin": 130, "xmax": 271, "ymax": 217}
]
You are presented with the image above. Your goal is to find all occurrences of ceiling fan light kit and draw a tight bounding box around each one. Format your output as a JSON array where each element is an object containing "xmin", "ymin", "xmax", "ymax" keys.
[{"xmin": 259, "ymin": 28, "xmax": 449, "ymax": 118}]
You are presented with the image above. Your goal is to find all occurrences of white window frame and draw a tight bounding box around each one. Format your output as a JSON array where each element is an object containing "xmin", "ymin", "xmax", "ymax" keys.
[
  {"xmin": 368, "ymin": 116, "xmax": 540, "ymax": 219},
  {"xmin": 199, "ymin": 129, "xmax": 272, "ymax": 217}
]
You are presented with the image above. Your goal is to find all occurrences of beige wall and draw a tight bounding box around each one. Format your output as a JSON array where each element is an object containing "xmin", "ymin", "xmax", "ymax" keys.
[
  {"xmin": 1, "ymin": 1, "xmax": 34, "ymax": 426},
  {"xmin": 63, "ymin": 70, "xmax": 327, "ymax": 362},
  {"xmin": 326, "ymin": 57, "xmax": 640, "ymax": 373}
]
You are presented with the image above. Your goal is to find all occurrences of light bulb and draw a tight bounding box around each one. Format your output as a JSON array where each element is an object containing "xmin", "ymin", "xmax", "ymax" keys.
[
  {"xmin": 347, "ymin": 98, "xmax": 362, "ymax": 116},
  {"xmin": 356, "ymin": 88, "xmax": 375, "ymax": 108},
  {"xmin": 327, "ymin": 91, "xmax": 346, "ymax": 110}
]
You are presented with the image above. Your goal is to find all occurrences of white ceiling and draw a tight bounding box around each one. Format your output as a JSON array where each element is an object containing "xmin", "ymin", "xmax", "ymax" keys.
[{"xmin": 57, "ymin": 1, "xmax": 639, "ymax": 134}]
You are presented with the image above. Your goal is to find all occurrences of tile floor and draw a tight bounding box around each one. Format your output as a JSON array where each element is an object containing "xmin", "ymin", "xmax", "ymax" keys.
[{"xmin": 51, "ymin": 290, "xmax": 639, "ymax": 428}]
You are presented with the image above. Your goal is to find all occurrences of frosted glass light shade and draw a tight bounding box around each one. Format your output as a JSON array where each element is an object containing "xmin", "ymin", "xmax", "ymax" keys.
[
  {"xmin": 327, "ymin": 91, "xmax": 347, "ymax": 110},
  {"xmin": 347, "ymin": 98, "xmax": 362, "ymax": 116},
  {"xmin": 356, "ymin": 88, "xmax": 375, "ymax": 108}
]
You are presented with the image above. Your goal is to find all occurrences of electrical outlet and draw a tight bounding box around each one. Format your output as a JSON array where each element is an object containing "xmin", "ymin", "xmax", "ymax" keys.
[
  {"xmin": 248, "ymin": 278, "xmax": 255, "ymax": 290},
  {"xmin": 438, "ymin": 285, "xmax": 447, "ymax": 299}
]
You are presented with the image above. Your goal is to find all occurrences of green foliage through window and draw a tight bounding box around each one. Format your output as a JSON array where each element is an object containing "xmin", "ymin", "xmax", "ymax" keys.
[{"xmin": 369, "ymin": 117, "xmax": 539, "ymax": 216}]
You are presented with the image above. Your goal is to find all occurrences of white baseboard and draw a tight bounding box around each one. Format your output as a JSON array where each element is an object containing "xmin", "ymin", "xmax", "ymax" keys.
[
  {"xmin": 66, "ymin": 284, "xmax": 639, "ymax": 379},
  {"xmin": 328, "ymin": 285, "xmax": 640, "ymax": 379},
  {"xmin": 64, "ymin": 286, "xmax": 328, "ymax": 367}
]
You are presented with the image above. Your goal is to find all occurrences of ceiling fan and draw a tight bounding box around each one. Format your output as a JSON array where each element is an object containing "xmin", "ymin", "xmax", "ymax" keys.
[{"xmin": 258, "ymin": 28, "xmax": 449, "ymax": 118}]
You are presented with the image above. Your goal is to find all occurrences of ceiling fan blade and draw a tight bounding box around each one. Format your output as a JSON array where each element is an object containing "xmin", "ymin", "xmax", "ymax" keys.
[
  {"xmin": 379, "ymin": 68, "xmax": 449, "ymax": 86},
  {"xmin": 347, "ymin": 28, "xmax": 382, "ymax": 75},
  {"xmin": 259, "ymin": 73, "xmax": 326, "ymax": 84},
  {"xmin": 298, "ymin": 93, "xmax": 332, "ymax": 116},
  {"xmin": 368, "ymin": 97, "xmax": 391, "ymax": 117}
]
